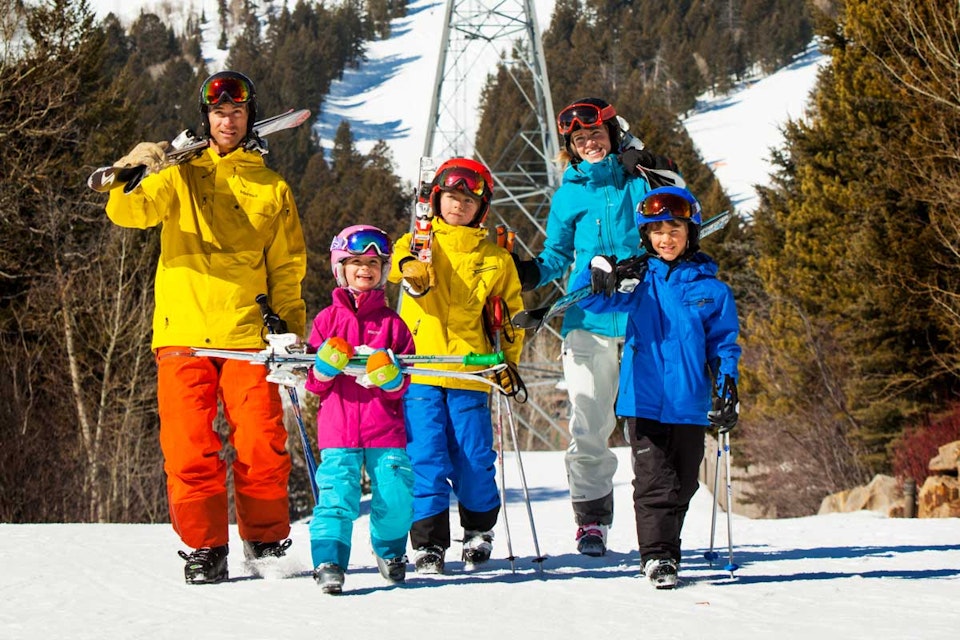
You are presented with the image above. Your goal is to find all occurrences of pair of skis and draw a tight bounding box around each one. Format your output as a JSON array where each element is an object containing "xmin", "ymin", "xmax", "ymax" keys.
[
  {"xmin": 86, "ymin": 108, "xmax": 312, "ymax": 194},
  {"xmin": 191, "ymin": 342, "xmax": 511, "ymax": 392},
  {"xmin": 512, "ymin": 210, "xmax": 732, "ymax": 334}
]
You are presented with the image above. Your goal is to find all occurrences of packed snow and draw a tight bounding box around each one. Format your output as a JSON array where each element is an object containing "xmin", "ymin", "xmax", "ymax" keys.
[
  {"xmin": 3, "ymin": 447, "xmax": 959, "ymax": 639},
  {"xmin": 10, "ymin": 3, "xmax": 955, "ymax": 639}
]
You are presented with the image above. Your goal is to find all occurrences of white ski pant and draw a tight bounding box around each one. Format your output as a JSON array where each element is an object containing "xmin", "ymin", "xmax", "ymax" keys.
[{"xmin": 561, "ymin": 329, "xmax": 622, "ymax": 525}]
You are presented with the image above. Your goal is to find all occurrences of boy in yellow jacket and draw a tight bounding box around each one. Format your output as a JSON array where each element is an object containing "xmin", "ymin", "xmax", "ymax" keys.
[
  {"xmin": 389, "ymin": 158, "xmax": 524, "ymax": 574},
  {"xmin": 103, "ymin": 71, "xmax": 306, "ymax": 584}
]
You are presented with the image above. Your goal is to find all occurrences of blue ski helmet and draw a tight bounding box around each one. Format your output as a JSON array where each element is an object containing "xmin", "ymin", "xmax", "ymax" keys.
[{"xmin": 636, "ymin": 186, "xmax": 703, "ymax": 256}]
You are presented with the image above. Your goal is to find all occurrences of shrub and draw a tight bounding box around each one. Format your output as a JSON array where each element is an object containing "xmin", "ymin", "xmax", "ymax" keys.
[{"xmin": 892, "ymin": 405, "xmax": 960, "ymax": 487}]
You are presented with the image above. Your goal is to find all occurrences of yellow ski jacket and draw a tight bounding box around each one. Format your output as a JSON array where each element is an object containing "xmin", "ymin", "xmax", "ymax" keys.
[
  {"xmin": 106, "ymin": 146, "xmax": 307, "ymax": 348},
  {"xmin": 390, "ymin": 218, "xmax": 524, "ymax": 392}
]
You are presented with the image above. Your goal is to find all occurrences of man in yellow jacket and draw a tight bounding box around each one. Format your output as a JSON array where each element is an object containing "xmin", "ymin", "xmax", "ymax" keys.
[
  {"xmin": 389, "ymin": 158, "xmax": 524, "ymax": 574},
  {"xmin": 104, "ymin": 71, "xmax": 306, "ymax": 585}
]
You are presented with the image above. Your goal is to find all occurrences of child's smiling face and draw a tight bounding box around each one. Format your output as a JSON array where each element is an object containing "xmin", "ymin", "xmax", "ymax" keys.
[{"xmin": 343, "ymin": 256, "xmax": 384, "ymax": 291}]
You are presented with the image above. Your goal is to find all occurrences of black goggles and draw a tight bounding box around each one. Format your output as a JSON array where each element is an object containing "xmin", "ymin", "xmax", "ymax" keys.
[
  {"xmin": 557, "ymin": 103, "xmax": 617, "ymax": 135},
  {"xmin": 437, "ymin": 166, "xmax": 487, "ymax": 198},
  {"xmin": 200, "ymin": 75, "xmax": 253, "ymax": 107},
  {"xmin": 639, "ymin": 192, "xmax": 697, "ymax": 219}
]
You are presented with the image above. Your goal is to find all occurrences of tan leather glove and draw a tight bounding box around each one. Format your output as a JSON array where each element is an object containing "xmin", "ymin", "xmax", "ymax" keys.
[
  {"xmin": 400, "ymin": 257, "xmax": 436, "ymax": 295},
  {"xmin": 114, "ymin": 141, "xmax": 170, "ymax": 174}
]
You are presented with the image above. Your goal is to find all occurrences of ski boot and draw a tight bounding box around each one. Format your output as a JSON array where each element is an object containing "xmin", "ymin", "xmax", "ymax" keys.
[
  {"xmin": 178, "ymin": 545, "xmax": 229, "ymax": 585},
  {"xmin": 313, "ymin": 563, "xmax": 345, "ymax": 594},
  {"xmin": 643, "ymin": 558, "xmax": 679, "ymax": 589},
  {"xmin": 575, "ymin": 523, "xmax": 608, "ymax": 557},
  {"xmin": 413, "ymin": 546, "xmax": 445, "ymax": 575},
  {"xmin": 376, "ymin": 555, "xmax": 407, "ymax": 584},
  {"xmin": 461, "ymin": 530, "xmax": 494, "ymax": 566},
  {"xmin": 243, "ymin": 538, "xmax": 292, "ymax": 577}
]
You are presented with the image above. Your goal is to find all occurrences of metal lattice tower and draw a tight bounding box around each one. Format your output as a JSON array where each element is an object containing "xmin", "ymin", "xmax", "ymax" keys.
[{"xmin": 422, "ymin": 0, "xmax": 570, "ymax": 448}]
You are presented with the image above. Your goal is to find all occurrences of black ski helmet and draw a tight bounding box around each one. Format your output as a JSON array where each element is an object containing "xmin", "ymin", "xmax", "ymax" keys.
[
  {"xmin": 557, "ymin": 97, "xmax": 623, "ymax": 164},
  {"xmin": 198, "ymin": 71, "xmax": 258, "ymax": 139}
]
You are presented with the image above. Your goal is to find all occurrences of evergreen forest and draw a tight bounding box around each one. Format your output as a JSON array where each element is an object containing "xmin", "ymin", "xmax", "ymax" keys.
[{"xmin": 2, "ymin": 0, "xmax": 957, "ymax": 522}]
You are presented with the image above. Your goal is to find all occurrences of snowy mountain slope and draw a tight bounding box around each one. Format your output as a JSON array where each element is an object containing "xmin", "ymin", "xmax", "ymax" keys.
[{"xmin": 3, "ymin": 447, "xmax": 959, "ymax": 639}]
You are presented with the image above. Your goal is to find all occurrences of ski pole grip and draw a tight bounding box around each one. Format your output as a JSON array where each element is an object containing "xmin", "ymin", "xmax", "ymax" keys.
[
  {"xmin": 256, "ymin": 293, "xmax": 288, "ymax": 334},
  {"xmin": 463, "ymin": 351, "xmax": 505, "ymax": 367}
]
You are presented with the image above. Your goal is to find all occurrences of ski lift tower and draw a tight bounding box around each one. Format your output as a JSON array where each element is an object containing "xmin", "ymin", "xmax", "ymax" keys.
[{"xmin": 423, "ymin": 0, "xmax": 569, "ymax": 447}]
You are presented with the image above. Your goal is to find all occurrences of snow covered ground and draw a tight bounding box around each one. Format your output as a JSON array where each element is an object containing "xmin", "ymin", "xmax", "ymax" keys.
[{"xmin": 3, "ymin": 447, "xmax": 959, "ymax": 639}]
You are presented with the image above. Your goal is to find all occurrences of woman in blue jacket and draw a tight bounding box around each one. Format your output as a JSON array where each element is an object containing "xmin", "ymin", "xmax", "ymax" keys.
[
  {"xmin": 515, "ymin": 97, "xmax": 676, "ymax": 556},
  {"xmin": 577, "ymin": 186, "xmax": 741, "ymax": 589}
]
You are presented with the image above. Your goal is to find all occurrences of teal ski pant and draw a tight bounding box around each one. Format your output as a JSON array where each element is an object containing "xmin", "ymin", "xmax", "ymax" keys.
[{"xmin": 309, "ymin": 447, "xmax": 414, "ymax": 569}]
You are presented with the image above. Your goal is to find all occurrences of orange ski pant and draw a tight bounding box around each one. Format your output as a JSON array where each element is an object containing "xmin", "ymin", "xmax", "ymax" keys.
[{"xmin": 156, "ymin": 347, "xmax": 291, "ymax": 549}]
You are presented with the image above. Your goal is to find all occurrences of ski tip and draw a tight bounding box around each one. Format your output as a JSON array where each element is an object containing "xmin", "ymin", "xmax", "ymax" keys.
[{"xmin": 511, "ymin": 310, "xmax": 545, "ymax": 332}]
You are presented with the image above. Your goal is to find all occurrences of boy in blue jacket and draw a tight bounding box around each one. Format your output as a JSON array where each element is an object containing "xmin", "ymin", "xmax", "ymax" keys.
[{"xmin": 577, "ymin": 186, "xmax": 741, "ymax": 589}]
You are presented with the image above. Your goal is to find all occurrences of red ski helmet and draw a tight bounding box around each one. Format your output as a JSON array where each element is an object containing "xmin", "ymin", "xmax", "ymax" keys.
[{"xmin": 430, "ymin": 158, "xmax": 494, "ymax": 227}]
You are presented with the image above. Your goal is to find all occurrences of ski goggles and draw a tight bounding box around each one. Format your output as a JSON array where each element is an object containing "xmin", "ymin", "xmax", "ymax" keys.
[
  {"xmin": 200, "ymin": 75, "xmax": 254, "ymax": 107},
  {"xmin": 638, "ymin": 191, "xmax": 700, "ymax": 220},
  {"xmin": 557, "ymin": 103, "xmax": 617, "ymax": 135},
  {"xmin": 331, "ymin": 228, "xmax": 393, "ymax": 257},
  {"xmin": 436, "ymin": 166, "xmax": 488, "ymax": 198}
]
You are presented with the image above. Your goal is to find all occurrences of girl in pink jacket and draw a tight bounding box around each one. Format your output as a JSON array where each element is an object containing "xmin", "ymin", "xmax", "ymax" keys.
[{"xmin": 304, "ymin": 225, "xmax": 416, "ymax": 595}]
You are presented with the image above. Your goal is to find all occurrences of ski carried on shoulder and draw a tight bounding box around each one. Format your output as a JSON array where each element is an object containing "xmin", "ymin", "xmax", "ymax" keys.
[
  {"xmin": 87, "ymin": 108, "xmax": 312, "ymax": 194},
  {"xmin": 512, "ymin": 210, "xmax": 732, "ymax": 334}
]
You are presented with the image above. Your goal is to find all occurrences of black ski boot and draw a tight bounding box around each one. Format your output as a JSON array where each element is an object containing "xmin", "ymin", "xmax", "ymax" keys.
[
  {"xmin": 178, "ymin": 545, "xmax": 229, "ymax": 585},
  {"xmin": 243, "ymin": 538, "xmax": 293, "ymax": 560},
  {"xmin": 413, "ymin": 546, "xmax": 445, "ymax": 574},
  {"xmin": 461, "ymin": 530, "xmax": 494, "ymax": 566},
  {"xmin": 376, "ymin": 555, "xmax": 407, "ymax": 584},
  {"xmin": 243, "ymin": 538, "xmax": 292, "ymax": 577},
  {"xmin": 313, "ymin": 563, "xmax": 345, "ymax": 594},
  {"xmin": 575, "ymin": 523, "xmax": 608, "ymax": 557},
  {"xmin": 643, "ymin": 558, "xmax": 679, "ymax": 589}
]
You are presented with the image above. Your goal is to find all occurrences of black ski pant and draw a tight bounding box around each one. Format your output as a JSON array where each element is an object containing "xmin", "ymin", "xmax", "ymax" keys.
[{"xmin": 627, "ymin": 418, "xmax": 705, "ymax": 565}]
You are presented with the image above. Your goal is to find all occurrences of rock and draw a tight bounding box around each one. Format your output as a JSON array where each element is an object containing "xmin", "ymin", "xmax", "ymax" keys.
[
  {"xmin": 818, "ymin": 474, "xmax": 903, "ymax": 516},
  {"xmin": 917, "ymin": 474, "xmax": 960, "ymax": 518}
]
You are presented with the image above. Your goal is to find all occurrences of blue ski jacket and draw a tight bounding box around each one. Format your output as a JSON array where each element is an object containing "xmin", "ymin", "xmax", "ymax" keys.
[
  {"xmin": 535, "ymin": 156, "xmax": 651, "ymax": 338},
  {"xmin": 575, "ymin": 253, "xmax": 741, "ymax": 425}
]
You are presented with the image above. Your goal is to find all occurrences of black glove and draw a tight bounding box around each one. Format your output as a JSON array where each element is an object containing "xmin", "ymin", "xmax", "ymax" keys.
[
  {"xmin": 616, "ymin": 255, "xmax": 649, "ymax": 278},
  {"xmin": 620, "ymin": 148, "xmax": 679, "ymax": 177},
  {"xmin": 708, "ymin": 375, "xmax": 739, "ymax": 433},
  {"xmin": 589, "ymin": 255, "xmax": 618, "ymax": 296},
  {"xmin": 511, "ymin": 254, "xmax": 542, "ymax": 292}
]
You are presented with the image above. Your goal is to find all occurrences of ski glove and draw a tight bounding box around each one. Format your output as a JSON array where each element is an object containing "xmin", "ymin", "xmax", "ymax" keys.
[
  {"xmin": 314, "ymin": 337, "xmax": 355, "ymax": 380},
  {"xmin": 708, "ymin": 375, "xmax": 740, "ymax": 434},
  {"xmin": 613, "ymin": 255, "xmax": 649, "ymax": 294},
  {"xmin": 114, "ymin": 141, "xmax": 170, "ymax": 174},
  {"xmin": 620, "ymin": 148, "xmax": 679, "ymax": 176},
  {"xmin": 399, "ymin": 257, "xmax": 436, "ymax": 295},
  {"xmin": 589, "ymin": 255, "xmax": 621, "ymax": 297},
  {"xmin": 512, "ymin": 255, "xmax": 542, "ymax": 292},
  {"xmin": 365, "ymin": 348, "xmax": 403, "ymax": 391},
  {"xmin": 492, "ymin": 361, "xmax": 527, "ymax": 402}
]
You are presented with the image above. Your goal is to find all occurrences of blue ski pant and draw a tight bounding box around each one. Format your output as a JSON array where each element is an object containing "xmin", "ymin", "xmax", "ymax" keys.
[
  {"xmin": 309, "ymin": 447, "xmax": 414, "ymax": 569},
  {"xmin": 403, "ymin": 384, "xmax": 500, "ymax": 548}
]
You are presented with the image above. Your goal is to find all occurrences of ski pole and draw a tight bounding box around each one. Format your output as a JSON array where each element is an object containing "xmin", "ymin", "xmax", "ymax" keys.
[
  {"xmin": 722, "ymin": 431, "xmax": 739, "ymax": 576},
  {"xmin": 502, "ymin": 394, "xmax": 546, "ymax": 575},
  {"xmin": 486, "ymin": 296, "xmax": 516, "ymax": 573},
  {"xmin": 487, "ymin": 296, "xmax": 545, "ymax": 575},
  {"xmin": 256, "ymin": 295, "xmax": 319, "ymax": 504},
  {"xmin": 704, "ymin": 433, "xmax": 722, "ymax": 565}
]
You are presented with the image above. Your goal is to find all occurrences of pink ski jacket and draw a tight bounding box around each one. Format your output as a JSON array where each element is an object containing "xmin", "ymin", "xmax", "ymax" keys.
[{"xmin": 304, "ymin": 287, "xmax": 415, "ymax": 449}]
